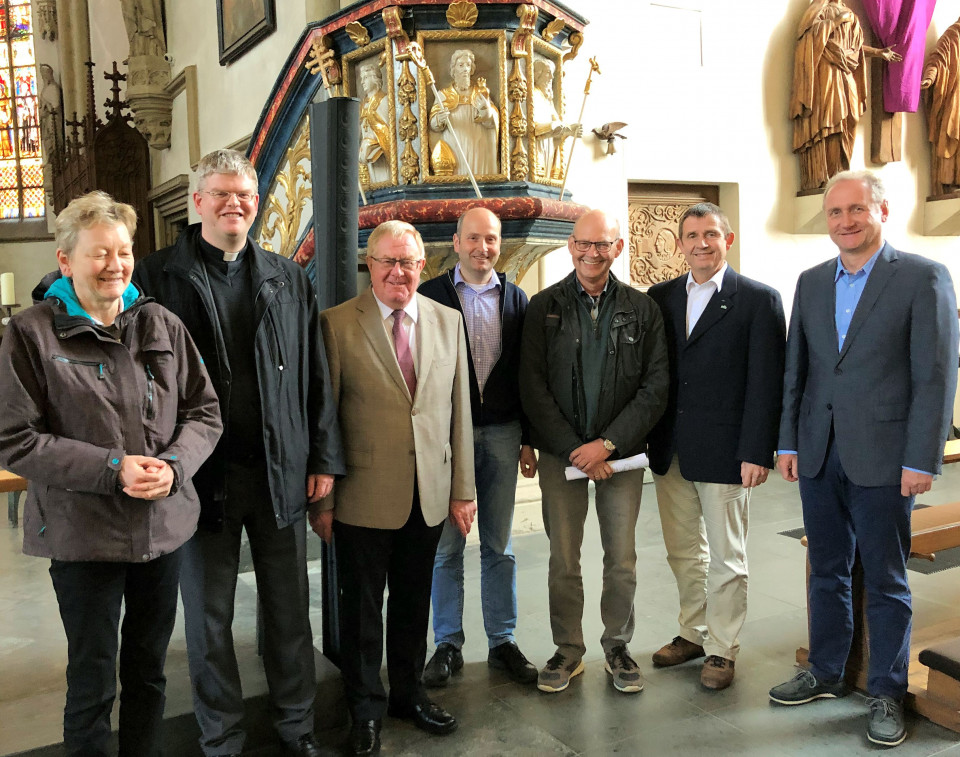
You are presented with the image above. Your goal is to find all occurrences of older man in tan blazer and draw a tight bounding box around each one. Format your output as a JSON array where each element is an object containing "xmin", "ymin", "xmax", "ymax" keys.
[{"xmin": 311, "ymin": 220, "xmax": 476, "ymax": 757}]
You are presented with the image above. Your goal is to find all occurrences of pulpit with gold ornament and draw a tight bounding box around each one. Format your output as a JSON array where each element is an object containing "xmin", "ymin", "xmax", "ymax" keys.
[{"xmin": 247, "ymin": 0, "xmax": 591, "ymax": 285}]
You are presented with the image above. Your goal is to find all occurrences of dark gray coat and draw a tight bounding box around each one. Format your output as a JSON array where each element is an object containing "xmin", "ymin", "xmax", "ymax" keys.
[
  {"xmin": 519, "ymin": 271, "xmax": 669, "ymax": 460},
  {"xmin": 0, "ymin": 290, "xmax": 222, "ymax": 562},
  {"xmin": 132, "ymin": 224, "xmax": 345, "ymax": 529}
]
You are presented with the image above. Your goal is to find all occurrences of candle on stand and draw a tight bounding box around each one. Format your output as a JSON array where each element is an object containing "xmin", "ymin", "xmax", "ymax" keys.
[{"xmin": 0, "ymin": 272, "xmax": 14, "ymax": 306}]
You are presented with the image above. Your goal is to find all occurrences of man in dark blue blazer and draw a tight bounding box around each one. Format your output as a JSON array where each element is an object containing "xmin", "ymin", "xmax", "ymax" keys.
[
  {"xmin": 647, "ymin": 203, "xmax": 786, "ymax": 691},
  {"xmin": 770, "ymin": 170, "xmax": 959, "ymax": 748}
]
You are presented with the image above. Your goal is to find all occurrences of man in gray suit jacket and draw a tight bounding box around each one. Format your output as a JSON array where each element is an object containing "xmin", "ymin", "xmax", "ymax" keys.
[{"xmin": 769, "ymin": 170, "xmax": 959, "ymax": 748}]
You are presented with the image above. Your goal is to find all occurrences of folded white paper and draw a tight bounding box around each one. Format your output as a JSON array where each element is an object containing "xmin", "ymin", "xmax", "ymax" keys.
[{"xmin": 564, "ymin": 452, "xmax": 649, "ymax": 481}]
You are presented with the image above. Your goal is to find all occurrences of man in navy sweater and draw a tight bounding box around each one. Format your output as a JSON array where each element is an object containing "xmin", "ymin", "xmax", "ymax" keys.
[{"xmin": 418, "ymin": 207, "xmax": 539, "ymax": 687}]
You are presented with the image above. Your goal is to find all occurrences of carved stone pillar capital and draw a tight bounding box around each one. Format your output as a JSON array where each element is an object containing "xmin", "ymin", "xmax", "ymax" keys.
[{"xmin": 125, "ymin": 54, "xmax": 172, "ymax": 149}]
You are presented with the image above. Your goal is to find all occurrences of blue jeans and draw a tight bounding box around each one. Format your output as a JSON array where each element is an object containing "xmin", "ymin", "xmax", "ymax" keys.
[
  {"xmin": 431, "ymin": 421, "xmax": 521, "ymax": 649},
  {"xmin": 800, "ymin": 436, "xmax": 913, "ymax": 699}
]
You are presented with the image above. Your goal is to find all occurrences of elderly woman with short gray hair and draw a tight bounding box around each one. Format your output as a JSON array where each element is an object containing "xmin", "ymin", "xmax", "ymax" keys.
[{"xmin": 0, "ymin": 190, "xmax": 222, "ymax": 756}]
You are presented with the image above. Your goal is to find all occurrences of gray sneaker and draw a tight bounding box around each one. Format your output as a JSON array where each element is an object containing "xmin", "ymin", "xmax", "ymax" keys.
[
  {"xmin": 769, "ymin": 669, "xmax": 847, "ymax": 704},
  {"xmin": 537, "ymin": 651, "xmax": 584, "ymax": 693},
  {"xmin": 604, "ymin": 645, "xmax": 644, "ymax": 693},
  {"xmin": 867, "ymin": 696, "xmax": 906, "ymax": 747}
]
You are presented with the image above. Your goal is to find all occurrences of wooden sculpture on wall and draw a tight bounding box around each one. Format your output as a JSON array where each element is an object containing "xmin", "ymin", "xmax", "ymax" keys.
[
  {"xmin": 790, "ymin": 0, "xmax": 900, "ymax": 193},
  {"xmin": 921, "ymin": 17, "xmax": 960, "ymax": 197}
]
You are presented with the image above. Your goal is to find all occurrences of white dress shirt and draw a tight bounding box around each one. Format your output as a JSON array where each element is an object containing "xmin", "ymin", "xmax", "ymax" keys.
[{"xmin": 685, "ymin": 263, "xmax": 727, "ymax": 337}]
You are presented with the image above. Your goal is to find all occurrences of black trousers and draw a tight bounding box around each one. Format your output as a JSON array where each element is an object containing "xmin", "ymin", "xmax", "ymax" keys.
[
  {"xmin": 49, "ymin": 548, "xmax": 182, "ymax": 757},
  {"xmin": 334, "ymin": 499, "xmax": 444, "ymax": 721},
  {"xmin": 179, "ymin": 459, "xmax": 316, "ymax": 755}
]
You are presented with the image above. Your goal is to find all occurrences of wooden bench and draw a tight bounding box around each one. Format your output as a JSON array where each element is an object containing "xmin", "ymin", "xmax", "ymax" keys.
[
  {"xmin": 0, "ymin": 468, "xmax": 27, "ymax": 527},
  {"xmin": 911, "ymin": 501, "xmax": 960, "ymax": 560},
  {"xmin": 914, "ymin": 635, "xmax": 960, "ymax": 733}
]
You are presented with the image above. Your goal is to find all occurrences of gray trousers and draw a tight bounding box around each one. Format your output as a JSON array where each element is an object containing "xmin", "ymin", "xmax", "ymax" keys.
[
  {"xmin": 537, "ymin": 450, "xmax": 644, "ymax": 660},
  {"xmin": 180, "ymin": 460, "xmax": 316, "ymax": 756}
]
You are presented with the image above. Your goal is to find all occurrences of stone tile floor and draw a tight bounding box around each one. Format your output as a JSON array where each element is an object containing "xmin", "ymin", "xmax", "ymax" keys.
[{"xmin": 2, "ymin": 468, "xmax": 960, "ymax": 756}]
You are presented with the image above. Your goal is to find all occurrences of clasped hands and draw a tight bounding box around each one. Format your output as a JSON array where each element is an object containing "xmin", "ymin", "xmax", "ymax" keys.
[
  {"xmin": 118, "ymin": 455, "xmax": 174, "ymax": 500},
  {"xmin": 569, "ymin": 439, "xmax": 612, "ymax": 481}
]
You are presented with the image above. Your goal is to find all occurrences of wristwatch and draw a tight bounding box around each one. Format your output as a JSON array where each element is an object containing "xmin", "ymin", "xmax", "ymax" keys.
[{"xmin": 602, "ymin": 438, "xmax": 616, "ymax": 452}]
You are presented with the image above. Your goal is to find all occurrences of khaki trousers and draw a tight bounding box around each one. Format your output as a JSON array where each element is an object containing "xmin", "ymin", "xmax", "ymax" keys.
[{"xmin": 652, "ymin": 456, "xmax": 750, "ymax": 660}]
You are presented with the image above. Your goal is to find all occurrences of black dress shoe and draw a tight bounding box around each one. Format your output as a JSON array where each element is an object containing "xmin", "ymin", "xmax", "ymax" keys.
[
  {"xmin": 388, "ymin": 700, "xmax": 458, "ymax": 735},
  {"xmin": 348, "ymin": 719, "xmax": 381, "ymax": 756},
  {"xmin": 285, "ymin": 732, "xmax": 323, "ymax": 757},
  {"xmin": 422, "ymin": 642, "xmax": 463, "ymax": 687},
  {"xmin": 488, "ymin": 641, "xmax": 538, "ymax": 684}
]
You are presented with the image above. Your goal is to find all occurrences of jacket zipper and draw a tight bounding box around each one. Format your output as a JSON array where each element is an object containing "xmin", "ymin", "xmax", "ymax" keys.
[
  {"xmin": 52, "ymin": 354, "xmax": 105, "ymax": 380},
  {"xmin": 145, "ymin": 364, "xmax": 156, "ymax": 420}
]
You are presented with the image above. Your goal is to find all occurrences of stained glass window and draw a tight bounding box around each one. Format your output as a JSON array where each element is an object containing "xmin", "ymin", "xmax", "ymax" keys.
[{"xmin": 0, "ymin": 0, "xmax": 42, "ymax": 219}]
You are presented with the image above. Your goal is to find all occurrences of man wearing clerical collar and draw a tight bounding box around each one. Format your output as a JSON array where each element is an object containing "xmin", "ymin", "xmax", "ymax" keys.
[{"xmin": 132, "ymin": 149, "xmax": 344, "ymax": 757}]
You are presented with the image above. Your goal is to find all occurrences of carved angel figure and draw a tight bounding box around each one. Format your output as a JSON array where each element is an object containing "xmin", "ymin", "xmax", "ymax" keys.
[
  {"xmin": 531, "ymin": 58, "xmax": 581, "ymax": 181},
  {"xmin": 790, "ymin": 0, "xmax": 901, "ymax": 192},
  {"xmin": 358, "ymin": 62, "xmax": 392, "ymax": 185},
  {"xmin": 429, "ymin": 49, "xmax": 499, "ymax": 176},
  {"xmin": 921, "ymin": 17, "xmax": 960, "ymax": 196}
]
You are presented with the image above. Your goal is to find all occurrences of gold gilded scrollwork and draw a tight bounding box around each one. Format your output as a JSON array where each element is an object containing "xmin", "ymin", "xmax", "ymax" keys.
[
  {"xmin": 563, "ymin": 31, "xmax": 584, "ymax": 63},
  {"xmin": 508, "ymin": 62, "xmax": 528, "ymax": 180},
  {"xmin": 506, "ymin": 7, "xmax": 536, "ymax": 182},
  {"xmin": 628, "ymin": 202, "xmax": 689, "ymax": 287},
  {"xmin": 397, "ymin": 61, "xmax": 420, "ymax": 183},
  {"xmin": 446, "ymin": 1, "xmax": 478, "ymax": 29},
  {"xmin": 542, "ymin": 18, "xmax": 565, "ymax": 42},
  {"xmin": 383, "ymin": 6, "xmax": 412, "ymax": 57},
  {"xmin": 512, "ymin": 5, "xmax": 538, "ymax": 57},
  {"xmin": 260, "ymin": 117, "xmax": 312, "ymax": 259},
  {"xmin": 345, "ymin": 22, "xmax": 371, "ymax": 47},
  {"xmin": 383, "ymin": 6, "xmax": 420, "ymax": 183}
]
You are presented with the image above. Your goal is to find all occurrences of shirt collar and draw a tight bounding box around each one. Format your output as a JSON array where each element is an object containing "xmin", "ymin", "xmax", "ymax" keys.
[
  {"xmin": 686, "ymin": 262, "xmax": 727, "ymax": 294},
  {"xmin": 372, "ymin": 290, "xmax": 418, "ymax": 323},
  {"xmin": 835, "ymin": 248, "xmax": 882, "ymax": 282},
  {"xmin": 574, "ymin": 274, "xmax": 611, "ymax": 298},
  {"xmin": 453, "ymin": 263, "xmax": 501, "ymax": 291}
]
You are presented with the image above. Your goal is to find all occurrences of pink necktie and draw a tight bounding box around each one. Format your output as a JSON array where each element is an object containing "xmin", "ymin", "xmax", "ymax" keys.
[{"xmin": 392, "ymin": 309, "xmax": 417, "ymax": 396}]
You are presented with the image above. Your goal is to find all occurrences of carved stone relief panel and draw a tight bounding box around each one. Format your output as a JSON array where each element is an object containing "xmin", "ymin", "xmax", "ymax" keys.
[{"xmin": 627, "ymin": 183, "xmax": 719, "ymax": 289}]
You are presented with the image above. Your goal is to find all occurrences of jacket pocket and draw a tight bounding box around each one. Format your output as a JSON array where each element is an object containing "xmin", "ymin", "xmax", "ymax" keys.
[
  {"xmin": 51, "ymin": 354, "xmax": 105, "ymax": 380},
  {"xmin": 611, "ymin": 312, "xmax": 645, "ymax": 373}
]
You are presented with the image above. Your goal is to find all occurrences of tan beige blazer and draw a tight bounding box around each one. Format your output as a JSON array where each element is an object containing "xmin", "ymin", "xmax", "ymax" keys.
[{"xmin": 319, "ymin": 288, "xmax": 475, "ymax": 528}]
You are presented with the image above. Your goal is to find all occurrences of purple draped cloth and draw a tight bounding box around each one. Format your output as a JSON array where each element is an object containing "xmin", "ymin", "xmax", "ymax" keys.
[{"xmin": 861, "ymin": 0, "xmax": 937, "ymax": 112}]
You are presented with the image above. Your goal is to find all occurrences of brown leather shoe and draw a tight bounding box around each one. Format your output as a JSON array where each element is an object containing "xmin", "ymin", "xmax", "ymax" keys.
[
  {"xmin": 700, "ymin": 655, "xmax": 735, "ymax": 690},
  {"xmin": 652, "ymin": 636, "xmax": 705, "ymax": 667}
]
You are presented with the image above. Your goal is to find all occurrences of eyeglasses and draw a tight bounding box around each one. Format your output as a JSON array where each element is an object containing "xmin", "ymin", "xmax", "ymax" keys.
[
  {"xmin": 572, "ymin": 238, "xmax": 618, "ymax": 253},
  {"xmin": 368, "ymin": 256, "xmax": 424, "ymax": 271},
  {"xmin": 202, "ymin": 190, "xmax": 257, "ymax": 203}
]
